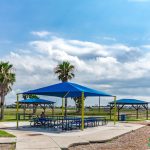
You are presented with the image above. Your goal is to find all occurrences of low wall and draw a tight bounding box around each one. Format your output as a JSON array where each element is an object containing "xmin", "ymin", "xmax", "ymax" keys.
[{"xmin": 0, "ymin": 143, "xmax": 16, "ymax": 150}]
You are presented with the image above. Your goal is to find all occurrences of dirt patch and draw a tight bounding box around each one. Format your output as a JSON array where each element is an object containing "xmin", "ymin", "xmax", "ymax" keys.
[{"xmin": 69, "ymin": 126, "xmax": 150, "ymax": 150}]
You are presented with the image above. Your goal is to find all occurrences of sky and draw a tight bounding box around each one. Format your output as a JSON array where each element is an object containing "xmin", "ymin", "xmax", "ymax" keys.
[{"xmin": 1, "ymin": 0, "xmax": 150, "ymax": 106}]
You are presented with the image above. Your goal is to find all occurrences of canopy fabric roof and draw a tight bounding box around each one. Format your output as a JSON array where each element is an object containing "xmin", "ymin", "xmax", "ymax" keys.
[
  {"xmin": 19, "ymin": 98, "xmax": 55, "ymax": 104},
  {"xmin": 110, "ymin": 99, "xmax": 148, "ymax": 105},
  {"xmin": 22, "ymin": 82, "xmax": 112, "ymax": 98}
]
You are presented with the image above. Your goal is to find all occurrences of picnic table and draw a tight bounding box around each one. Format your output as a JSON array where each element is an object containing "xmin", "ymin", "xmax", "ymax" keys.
[{"xmin": 30, "ymin": 116, "xmax": 108, "ymax": 131}]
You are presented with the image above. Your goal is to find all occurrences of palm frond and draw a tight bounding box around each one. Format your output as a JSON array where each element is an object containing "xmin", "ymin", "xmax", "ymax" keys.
[
  {"xmin": 0, "ymin": 61, "xmax": 16, "ymax": 95},
  {"xmin": 54, "ymin": 61, "xmax": 75, "ymax": 82}
]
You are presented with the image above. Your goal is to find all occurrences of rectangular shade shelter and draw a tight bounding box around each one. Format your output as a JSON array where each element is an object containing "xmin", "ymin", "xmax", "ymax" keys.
[
  {"xmin": 19, "ymin": 98, "xmax": 55, "ymax": 104},
  {"xmin": 18, "ymin": 98, "xmax": 55, "ymax": 120},
  {"xmin": 22, "ymin": 82, "xmax": 112, "ymax": 97},
  {"xmin": 17, "ymin": 82, "xmax": 114, "ymax": 130},
  {"xmin": 109, "ymin": 99, "xmax": 149, "ymax": 120}
]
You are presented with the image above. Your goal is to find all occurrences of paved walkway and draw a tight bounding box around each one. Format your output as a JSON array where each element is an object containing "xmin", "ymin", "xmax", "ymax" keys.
[{"xmin": 0, "ymin": 121, "xmax": 144, "ymax": 150}]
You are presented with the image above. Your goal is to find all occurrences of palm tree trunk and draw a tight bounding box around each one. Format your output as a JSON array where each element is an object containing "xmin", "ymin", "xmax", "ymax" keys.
[
  {"xmin": 0, "ymin": 93, "xmax": 4, "ymax": 120},
  {"xmin": 64, "ymin": 98, "xmax": 67, "ymax": 116},
  {"xmin": 0, "ymin": 86, "xmax": 2, "ymax": 120},
  {"xmin": 0, "ymin": 95, "xmax": 2, "ymax": 120},
  {"xmin": 0, "ymin": 104, "xmax": 4, "ymax": 120}
]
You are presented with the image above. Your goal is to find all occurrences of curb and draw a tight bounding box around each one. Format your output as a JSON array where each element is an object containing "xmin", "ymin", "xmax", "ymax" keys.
[{"xmin": 0, "ymin": 138, "xmax": 16, "ymax": 150}]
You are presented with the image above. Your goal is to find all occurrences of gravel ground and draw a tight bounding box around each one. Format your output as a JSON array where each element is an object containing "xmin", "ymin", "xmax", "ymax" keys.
[{"xmin": 69, "ymin": 125, "xmax": 150, "ymax": 150}]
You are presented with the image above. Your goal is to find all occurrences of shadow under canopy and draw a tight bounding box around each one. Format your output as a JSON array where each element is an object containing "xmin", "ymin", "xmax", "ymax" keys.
[{"xmin": 17, "ymin": 82, "xmax": 114, "ymax": 130}]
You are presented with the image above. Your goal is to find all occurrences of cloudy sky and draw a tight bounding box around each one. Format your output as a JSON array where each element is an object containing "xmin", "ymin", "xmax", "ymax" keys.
[{"xmin": 1, "ymin": 0, "xmax": 150, "ymax": 105}]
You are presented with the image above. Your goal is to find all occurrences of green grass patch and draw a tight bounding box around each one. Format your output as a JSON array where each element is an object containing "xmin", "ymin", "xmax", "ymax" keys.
[
  {"xmin": 1, "ymin": 107, "xmax": 149, "ymax": 122},
  {"xmin": 0, "ymin": 130, "xmax": 15, "ymax": 137}
]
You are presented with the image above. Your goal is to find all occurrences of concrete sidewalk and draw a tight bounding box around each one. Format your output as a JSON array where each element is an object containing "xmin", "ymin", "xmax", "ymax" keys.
[
  {"xmin": 0, "ymin": 122, "xmax": 144, "ymax": 150},
  {"xmin": 10, "ymin": 131, "xmax": 61, "ymax": 150}
]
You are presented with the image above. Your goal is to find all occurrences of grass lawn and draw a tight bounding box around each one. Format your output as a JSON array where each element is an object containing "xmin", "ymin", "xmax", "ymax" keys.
[
  {"xmin": 0, "ymin": 107, "xmax": 149, "ymax": 122},
  {"xmin": 0, "ymin": 130, "xmax": 15, "ymax": 137}
]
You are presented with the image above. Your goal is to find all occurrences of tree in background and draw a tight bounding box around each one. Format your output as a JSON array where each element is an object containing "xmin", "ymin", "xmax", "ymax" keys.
[
  {"xmin": 22, "ymin": 94, "xmax": 39, "ymax": 99},
  {"xmin": 74, "ymin": 97, "xmax": 83, "ymax": 114},
  {"xmin": 0, "ymin": 62, "xmax": 16, "ymax": 120},
  {"xmin": 54, "ymin": 61, "xmax": 75, "ymax": 116}
]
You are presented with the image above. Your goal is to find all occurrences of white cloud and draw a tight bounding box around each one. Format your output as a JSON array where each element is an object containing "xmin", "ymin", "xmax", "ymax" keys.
[
  {"xmin": 141, "ymin": 45, "xmax": 150, "ymax": 49},
  {"xmin": 2, "ymin": 35, "xmax": 150, "ymax": 104},
  {"xmin": 30, "ymin": 38, "xmax": 109, "ymax": 57},
  {"xmin": 31, "ymin": 31, "xmax": 52, "ymax": 37}
]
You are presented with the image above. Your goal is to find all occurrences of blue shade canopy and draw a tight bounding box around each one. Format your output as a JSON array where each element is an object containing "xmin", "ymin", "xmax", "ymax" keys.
[
  {"xmin": 110, "ymin": 99, "xmax": 148, "ymax": 105},
  {"xmin": 22, "ymin": 82, "xmax": 112, "ymax": 98},
  {"xmin": 19, "ymin": 98, "xmax": 55, "ymax": 104}
]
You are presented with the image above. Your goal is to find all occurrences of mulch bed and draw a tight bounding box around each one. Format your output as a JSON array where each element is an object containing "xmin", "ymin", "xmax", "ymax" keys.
[{"xmin": 69, "ymin": 125, "xmax": 150, "ymax": 150}]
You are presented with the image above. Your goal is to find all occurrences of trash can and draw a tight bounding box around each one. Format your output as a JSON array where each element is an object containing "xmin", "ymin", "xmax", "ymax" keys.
[{"xmin": 120, "ymin": 114, "xmax": 126, "ymax": 121}]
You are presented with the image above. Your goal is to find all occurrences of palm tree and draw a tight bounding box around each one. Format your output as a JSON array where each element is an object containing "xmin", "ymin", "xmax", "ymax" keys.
[
  {"xmin": 54, "ymin": 61, "xmax": 75, "ymax": 116},
  {"xmin": 74, "ymin": 96, "xmax": 82, "ymax": 114},
  {"xmin": 0, "ymin": 61, "xmax": 16, "ymax": 120}
]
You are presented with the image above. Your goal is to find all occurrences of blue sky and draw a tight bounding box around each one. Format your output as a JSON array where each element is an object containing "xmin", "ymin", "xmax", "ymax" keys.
[
  {"xmin": 1, "ymin": 0, "xmax": 150, "ymax": 48},
  {"xmin": 1, "ymin": 0, "xmax": 150, "ymax": 105}
]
